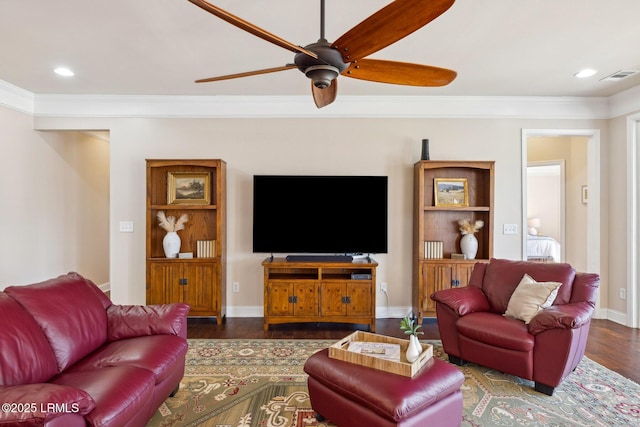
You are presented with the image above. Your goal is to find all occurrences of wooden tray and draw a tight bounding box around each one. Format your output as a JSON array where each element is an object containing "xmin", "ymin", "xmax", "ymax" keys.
[{"xmin": 328, "ymin": 331, "xmax": 433, "ymax": 377}]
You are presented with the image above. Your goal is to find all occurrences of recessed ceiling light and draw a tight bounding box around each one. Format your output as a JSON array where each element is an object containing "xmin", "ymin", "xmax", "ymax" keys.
[
  {"xmin": 54, "ymin": 67, "xmax": 75, "ymax": 77},
  {"xmin": 574, "ymin": 69, "xmax": 597, "ymax": 78}
]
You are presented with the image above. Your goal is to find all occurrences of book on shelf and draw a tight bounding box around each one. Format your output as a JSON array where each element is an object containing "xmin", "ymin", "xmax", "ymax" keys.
[
  {"xmin": 196, "ymin": 240, "xmax": 216, "ymax": 258},
  {"xmin": 451, "ymin": 253, "xmax": 469, "ymax": 260},
  {"xmin": 178, "ymin": 252, "xmax": 193, "ymax": 259},
  {"xmin": 424, "ymin": 241, "xmax": 444, "ymax": 259}
]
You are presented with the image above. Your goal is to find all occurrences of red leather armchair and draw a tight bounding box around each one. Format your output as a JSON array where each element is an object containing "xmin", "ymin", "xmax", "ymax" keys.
[
  {"xmin": 431, "ymin": 258, "xmax": 599, "ymax": 395},
  {"xmin": 0, "ymin": 272, "xmax": 189, "ymax": 427}
]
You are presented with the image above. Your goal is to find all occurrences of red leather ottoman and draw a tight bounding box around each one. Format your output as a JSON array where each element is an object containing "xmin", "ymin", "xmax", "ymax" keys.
[{"xmin": 304, "ymin": 348, "xmax": 465, "ymax": 427}]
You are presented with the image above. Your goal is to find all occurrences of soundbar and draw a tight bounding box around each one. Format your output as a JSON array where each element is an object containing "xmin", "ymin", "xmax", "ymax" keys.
[{"xmin": 285, "ymin": 254, "xmax": 354, "ymax": 262}]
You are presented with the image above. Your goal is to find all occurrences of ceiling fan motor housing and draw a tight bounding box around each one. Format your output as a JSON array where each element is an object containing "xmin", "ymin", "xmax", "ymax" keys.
[{"xmin": 295, "ymin": 40, "xmax": 349, "ymax": 88}]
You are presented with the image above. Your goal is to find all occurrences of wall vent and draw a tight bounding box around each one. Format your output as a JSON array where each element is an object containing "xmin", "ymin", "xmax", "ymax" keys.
[{"xmin": 600, "ymin": 70, "xmax": 639, "ymax": 81}]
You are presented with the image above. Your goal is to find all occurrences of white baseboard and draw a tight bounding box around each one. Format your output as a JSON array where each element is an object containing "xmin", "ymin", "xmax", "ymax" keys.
[
  {"xmin": 602, "ymin": 308, "xmax": 628, "ymax": 326},
  {"xmin": 98, "ymin": 282, "xmax": 110, "ymax": 293}
]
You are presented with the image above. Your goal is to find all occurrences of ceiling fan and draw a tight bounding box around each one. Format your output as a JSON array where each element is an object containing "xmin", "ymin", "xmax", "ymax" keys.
[{"xmin": 188, "ymin": 0, "xmax": 457, "ymax": 108}]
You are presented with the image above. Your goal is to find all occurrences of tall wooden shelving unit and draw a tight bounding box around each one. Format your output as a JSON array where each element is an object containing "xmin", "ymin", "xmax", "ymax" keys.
[
  {"xmin": 412, "ymin": 160, "xmax": 494, "ymax": 321},
  {"xmin": 146, "ymin": 159, "xmax": 226, "ymax": 322}
]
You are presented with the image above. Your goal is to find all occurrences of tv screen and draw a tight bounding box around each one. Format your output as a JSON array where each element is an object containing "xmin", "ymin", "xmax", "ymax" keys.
[{"xmin": 253, "ymin": 175, "xmax": 388, "ymax": 255}]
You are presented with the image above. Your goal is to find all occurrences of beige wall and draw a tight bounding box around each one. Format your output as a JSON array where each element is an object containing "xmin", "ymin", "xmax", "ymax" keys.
[
  {"xmin": 103, "ymin": 116, "xmax": 608, "ymax": 315},
  {"xmin": 6, "ymin": 104, "xmax": 629, "ymax": 319},
  {"xmin": 0, "ymin": 107, "xmax": 109, "ymax": 288}
]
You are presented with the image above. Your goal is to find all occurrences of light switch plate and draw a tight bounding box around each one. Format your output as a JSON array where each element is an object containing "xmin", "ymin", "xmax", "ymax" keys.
[
  {"xmin": 119, "ymin": 221, "xmax": 134, "ymax": 232},
  {"xmin": 503, "ymin": 224, "xmax": 518, "ymax": 234}
]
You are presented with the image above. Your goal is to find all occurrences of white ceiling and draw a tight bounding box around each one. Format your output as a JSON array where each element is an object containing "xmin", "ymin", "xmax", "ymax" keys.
[{"xmin": 1, "ymin": 0, "xmax": 640, "ymax": 99}]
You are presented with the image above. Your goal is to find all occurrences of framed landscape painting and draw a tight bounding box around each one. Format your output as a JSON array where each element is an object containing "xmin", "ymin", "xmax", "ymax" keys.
[
  {"xmin": 168, "ymin": 172, "xmax": 210, "ymax": 205},
  {"xmin": 434, "ymin": 178, "xmax": 468, "ymax": 207}
]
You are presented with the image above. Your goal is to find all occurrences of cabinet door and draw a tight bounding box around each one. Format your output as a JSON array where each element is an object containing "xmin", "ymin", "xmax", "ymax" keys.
[
  {"xmin": 422, "ymin": 262, "xmax": 454, "ymax": 315},
  {"xmin": 455, "ymin": 263, "xmax": 475, "ymax": 287},
  {"xmin": 293, "ymin": 282, "xmax": 318, "ymax": 315},
  {"xmin": 320, "ymin": 282, "xmax": 346, "ymax": 316},
  {"xmin": 147, "ymin": 261, "xmax": 183, "ymax": 305},
  {"xmin": 346, "ymin": 282, "xmax": 372, "ymax": 316},
  {"xmin": 267, "ymin": 282, "xmax": 294, "ymax": 316},
  {"xmin": 183, "ymin": 262, "xmax": 217, "ymax": 315}
]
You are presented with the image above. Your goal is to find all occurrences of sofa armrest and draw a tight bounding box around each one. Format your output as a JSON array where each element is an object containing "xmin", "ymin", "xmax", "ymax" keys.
[
  {"xmin": 106, "ymin": 303, "xmax": 190, "ymax": 341},
  {"xmin": 0, "ymin": 384, "xmax": 95, "ymax": 426},
  {"xmin": 431, "ymin": 286, "xmax": 491, "ymax": 316},
  {"xmin": 527, "ymin": 302, "xmax": 595, "ymax": 335}
]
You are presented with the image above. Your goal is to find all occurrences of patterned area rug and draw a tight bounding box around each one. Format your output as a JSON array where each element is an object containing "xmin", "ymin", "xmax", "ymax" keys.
[{"xmin": 147, "ymin": 339, "xmax": 640, "ymax": 427}]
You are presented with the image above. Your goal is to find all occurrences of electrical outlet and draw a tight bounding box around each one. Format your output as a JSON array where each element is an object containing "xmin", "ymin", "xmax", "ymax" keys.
[
  {"xmin": 232, "ymin": 282, "xmax": 240, "ymax": 293},
  {"xmin": 503, "ymin": 224, "xmax": 518, "ymax": 235},
  {"xmin": 620, "ymin": 288, "xmax": 627, "ymax": 300},
  {"xmin": 380, "ymin": 282, "xmax": 388, "ymax": 293},
  {"xmin": 119, "ymin": 221, "xmax": 134, "ymax": 232}
]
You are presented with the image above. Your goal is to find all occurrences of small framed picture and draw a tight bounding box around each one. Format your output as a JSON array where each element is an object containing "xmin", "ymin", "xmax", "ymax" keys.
[
  {"xmin": 581, "ymin": 185, "xmax": 588, "ymax": 204},
  {"xmin": 434, "ymin": 178, "xmax": 469, "ymax": 207},
  {"xmin": 168, "ymin": 172, "xmax": 210, "ymax": 205}
]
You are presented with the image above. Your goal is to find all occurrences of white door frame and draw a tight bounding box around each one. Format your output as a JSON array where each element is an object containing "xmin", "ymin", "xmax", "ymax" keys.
[
  {"xmin": 521, "ymin": 129, "xmax": 601, "ymax": 313},
  {"xmin": 627, "ymin": 112, "xmax": 640, "ymax": 328}
]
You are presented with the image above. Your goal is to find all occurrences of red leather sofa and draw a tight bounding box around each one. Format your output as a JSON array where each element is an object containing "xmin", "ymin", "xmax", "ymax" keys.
[
  {"xmin": 431, "ymin": 258, "xmax": 599, "ymax": 396},
  {"xmin": 0, "ymin": 272, "xmax": 189, "ymax": 427}
]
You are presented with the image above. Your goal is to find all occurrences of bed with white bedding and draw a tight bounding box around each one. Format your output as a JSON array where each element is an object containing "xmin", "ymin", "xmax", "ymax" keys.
[{"xmin": 527, "ymin": 235, "xmax": 561, "ymax": 262}]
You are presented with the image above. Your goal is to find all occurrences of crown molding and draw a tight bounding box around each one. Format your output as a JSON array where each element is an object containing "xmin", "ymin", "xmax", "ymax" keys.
[
  {"xmin": 0, "ymin": 80, "xmax": 34, "ymax": 114},
  {"xmin": 2, "ymin": 78, "xmax": 640, "ymax": 119},
  {"xmin": 610, "ymin": 85, "xmax": 640, "ymax": 118},
  {"xmin": 30, "ymin": 94, "xmax": 610, "ymax": 119}
]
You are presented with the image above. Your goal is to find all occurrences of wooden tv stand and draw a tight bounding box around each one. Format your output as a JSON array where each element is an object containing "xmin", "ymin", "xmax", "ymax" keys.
[{"xmin": 262, "ymin": 257, "xmax": 378, "ymax": 331}]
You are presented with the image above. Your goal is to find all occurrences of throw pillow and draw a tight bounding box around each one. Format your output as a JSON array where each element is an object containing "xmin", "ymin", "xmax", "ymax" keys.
[{"xmin": 504, "ymin": 274, "xmax": 562, "ymax": 324}]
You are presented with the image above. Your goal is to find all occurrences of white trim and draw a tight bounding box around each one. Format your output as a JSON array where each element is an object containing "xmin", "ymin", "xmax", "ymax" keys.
[
  {"xmin": 3, "ymin": 77, "xmax": 640, "ymax": 119},
  {"xmin": 627, "ymin": 112, "xmax": 640, "ymax": 328},
  {"xmin": 521, "ymin": 129, "xmax": 601, "ymax": 311},
  {"xmin": 611, "ymin": 85, "xmax": 640, "ymax": 118},
  {"xmin": 30, "ymin": 94, "xmax": 612, "ymax": 119},
  {"xmin": 0, "ymin": 79, "xmax": 613, "ymax": 119},
  {"xmin": 98, "ymin": 281, "xmax": 110, "ymax": 293},
  {"xmin": 603, "ymin": 309, "xmax": 629, "ymax": 326},
  {"xmin": 0, "ymin": 80, "xmax": 34, "ymax": 114}
]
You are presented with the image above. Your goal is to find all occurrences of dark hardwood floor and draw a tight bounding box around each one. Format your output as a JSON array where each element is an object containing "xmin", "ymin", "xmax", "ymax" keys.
[{"xmin": 188, "ymin": 317, "xmax": 640, "ymax": 384}]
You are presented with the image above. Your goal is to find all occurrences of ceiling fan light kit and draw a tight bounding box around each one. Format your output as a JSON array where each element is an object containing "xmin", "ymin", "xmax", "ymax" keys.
[{"xmin": 188, "ymin": 0, "xmax": 457, "ymax": 108}]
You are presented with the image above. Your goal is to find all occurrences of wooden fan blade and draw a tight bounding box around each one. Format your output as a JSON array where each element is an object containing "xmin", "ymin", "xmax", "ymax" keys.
[
  {"xmin": 311, "ymin": 79, "xmax": 337, "ymax": 108},
  {"xmin": 188, "ymin": 0, "xmax": 317, "ymax": 59},
  {"xmin": 195, "ymin": 65, "xmax": 297, "ymax": 83},
  {"xmin": 332, "ymin": 0, "xmax": 455, "ymax": 62},
  {"xmin": 342, "ymin": 59, "xmax": 456, "ymax": 86}
]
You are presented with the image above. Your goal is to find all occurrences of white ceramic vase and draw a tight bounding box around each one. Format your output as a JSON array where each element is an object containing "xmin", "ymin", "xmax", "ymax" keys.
[
  {"xmin": 406, "ymin": 335, "xmax": 421, "ymax": 363},
  {"xmin": 163, "ymin": 231, "xmax": 181, "ymax": 258},
  {"xmin": 460, "ymin": 233, "xmax": 478, "ymax": 259}
]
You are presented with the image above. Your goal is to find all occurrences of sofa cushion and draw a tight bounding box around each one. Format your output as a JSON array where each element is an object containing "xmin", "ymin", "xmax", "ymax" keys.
[
  {"xmin": 106, "ymin": 303, "xmax": 190, "ymax": 341},
  {"xmin": 482, "ymin": 259, "xmax": 576, "ymax": 313},
  {"xmin": 504, "ymin": 274, "xmax": 562, "ymax": 324},
  {"xmin": 68, "ymin": 335, "xmax": 188, "ymax": 384},
  {"xmin": 0, "ymin": 293, "xmax": 58, "ymax": 385},
  {"xmin": 51, "ymin": 366, "xmax": 155, "ymax": 427},
  {"xmin": 5, "ymin": 273, "xmax": 109, "ymax": 372},
  {"xmin": 457, "ymin": 312, "xmax": 534, "ymax": 352}
]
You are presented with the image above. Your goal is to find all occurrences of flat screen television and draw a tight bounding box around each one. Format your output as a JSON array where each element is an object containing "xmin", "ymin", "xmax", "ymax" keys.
[{"xmin": 253, "ymin": 175, "xmax": 388, "ymax": 256}]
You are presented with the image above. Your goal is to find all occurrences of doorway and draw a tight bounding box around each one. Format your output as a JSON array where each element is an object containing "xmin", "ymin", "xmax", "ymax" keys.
[
  {"xmin": 526, "ymin": 161, "xmax": 565, "ymax": 262},
  {"xmin": 521, "ymin": 129, "xmax": 600, "ymax": 309}
]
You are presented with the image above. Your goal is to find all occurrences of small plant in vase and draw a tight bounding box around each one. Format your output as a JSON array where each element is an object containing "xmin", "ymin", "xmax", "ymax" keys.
[
  {"xmin": 458, "ymin": 219, "xmax": 484, "ymax": 260},
  {"xmin": 400, "ymin": 314, "xmax": 423, "ymax": 363},
  {"xmin": 158, "ymin": 211, "xmax": 188, "ymax": 258}
]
